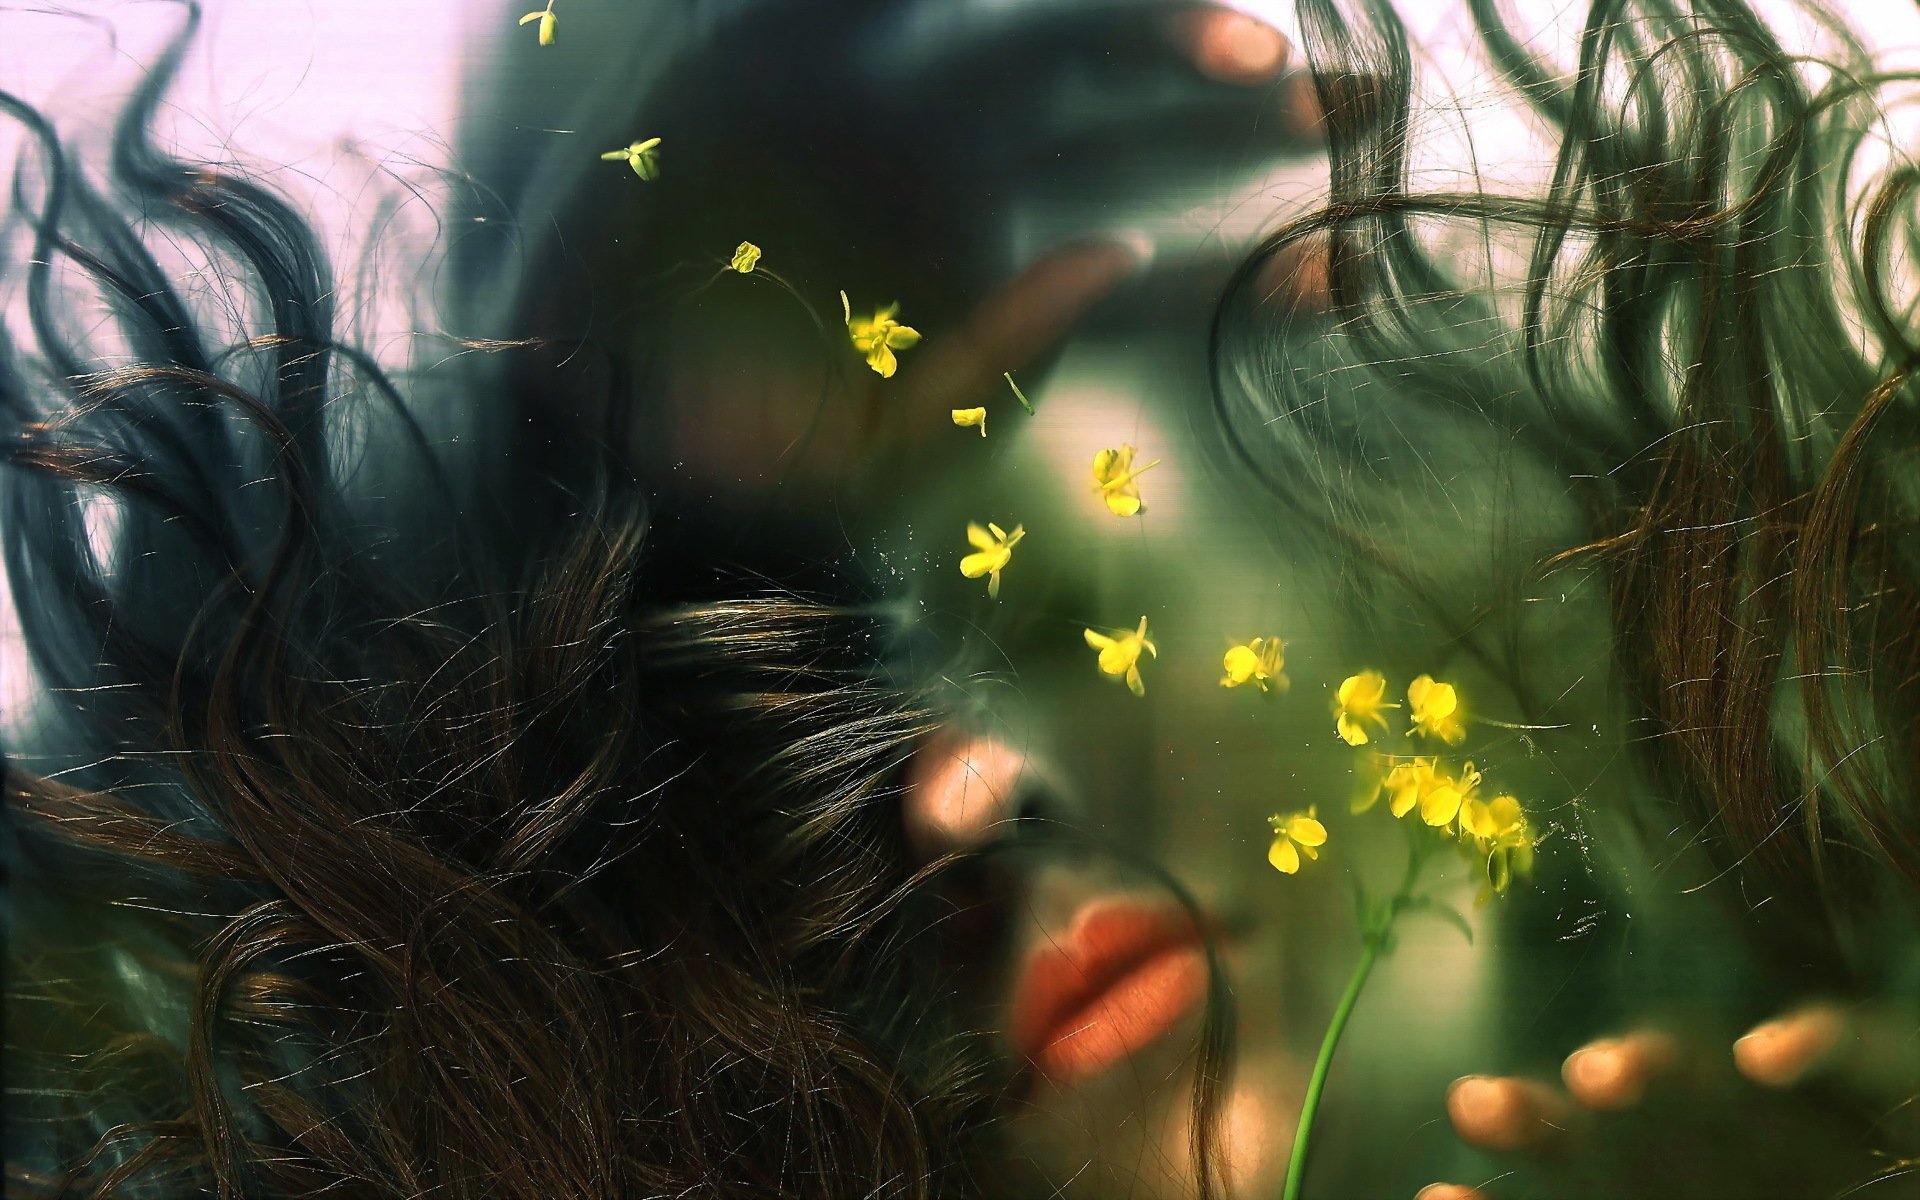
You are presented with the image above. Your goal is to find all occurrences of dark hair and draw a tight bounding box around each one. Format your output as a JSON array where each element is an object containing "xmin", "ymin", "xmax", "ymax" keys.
[
  {"xmin": 3, "ymin": 4, "xmax": 1257, "ymax": 1195},
  {"xmin": 0, "ymin": 13, "xmax": 1008, "ymax": 1197},
  {"xmin": 1214, "ymin": 0, "xmax": 1920, "ymax": 969}
]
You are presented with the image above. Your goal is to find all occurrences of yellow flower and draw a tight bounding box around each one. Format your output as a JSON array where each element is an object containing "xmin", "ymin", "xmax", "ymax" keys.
[
  {"xmin": 1380, "ymin": 757, "xmax": 1440, "ymax": 819},
  {"xmin": 1266, "ymin": 806, "xmax": 1328, "ymax": 875},
  {"xmin": 951, "ymin": 407, "xmax": 987, "ymax": 436},
  {"xmin": 1334, "ymin": 670, "xmax": 1397, "ymax": 746},
  {"xmin": 1083, "ymin": 616, "xmax": 1156, "ymax": 697},
  {"xmin": 518, "ymin": 3, "xmax": 557, "ymax": 44},
  {"xmin": 1417, "ymin": 760, "xmax": 1481, "ymax": 830},
  {"xmin": 959, "ymin": 522, "xmax": 1023, "ymax": 599},
  {"xmin": 1408, "ymin": 674, "xmax": 1466, "ymax": 744},
  {"xmin": 1090, "ymin": 444, "xmax": 1161, "ymax": 516},
  {"xmin": 730, "ymin": 241, "xmax": 762, "ymax": 273},
  {"xmin": 600, "ymin": 138, "xmax": 663, "ymax": 181},
  {"xmin": 1375, "ymin": 757, "xmax": 1480, "ymax": 829},
  {"xmin": 1221, "ymin": 637, "xmax": 1287, "ymax": 692},
  {"xmin": 1460, "ymin": 793, "xmax": 1534, "ymax": 900},
  {"xmin": 840, "ymin": 291, "xmax": 922, "ymax": 378}
]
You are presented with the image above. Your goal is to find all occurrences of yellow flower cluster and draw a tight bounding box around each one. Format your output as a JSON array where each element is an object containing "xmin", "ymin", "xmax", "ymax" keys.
[
  {"xmin": 1333, "ymin": 671, "xmax": 1464, "ymax": 747},
  {"xmin": 1350, "ymin": 749, "xmax": 1534, "ymax": 900},
  {"xmin": 1271, "ymin": 669, "xmax": 1539, "ymax": 896}
]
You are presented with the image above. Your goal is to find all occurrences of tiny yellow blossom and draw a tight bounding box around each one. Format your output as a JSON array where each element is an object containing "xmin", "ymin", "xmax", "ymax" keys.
[
  {"xmin": 1460, "ymin": 792, "xmax": 1525, "ymax": 846},
  {"xmin": 1460, "ymin": 793, "xmax": 1534, "ymax": 900},
  {"xmin": 951, "ymin": 407, "xmax": 987, "ymax": 436},
  {"xmin": 730, "ymin": 241, "xmax": 762, "ymax": 273},
  {"xmin": 840, "ymin": 291, "xmax": 922, "ymax": 378},
  {"xmin": 1416, "ymin": 760, "xmax": 1481, "ymax": 830},
  {"xmin": 601, "ymin": 138, "xmax": 663, "ymax": 181},
  {"xmin": 1334, "ymin": 670, "xmax": 1397, "ymax": 746},
  {"xmin": 1221, "ymin": 637, "xmax": 1287, "ymax": 692},
  {"xmin": 518, "ymin": 2, "xmax": 557, "ymax": 45},
  {"xmin": 1090, "ymin": 444, "xmax": 1161, "ymax": 516},
  {"xmin": 959, "ymin": 522, "xmax": 1023, "ymax": 599},
  {"xmin": 1083, "ymin": 616, "xmax": 1156, "ymax": 697},
  {"xmin": 1381, "ymin": 757, "xmax": 1441, "ymax": 819},
  {"xmin": 1266, "ymin": 806, "xmax": 1328, "ymax": 875},
  {"xmin": 1408, "ymin": 674, "xmax": 1466, "ymax": 744}
]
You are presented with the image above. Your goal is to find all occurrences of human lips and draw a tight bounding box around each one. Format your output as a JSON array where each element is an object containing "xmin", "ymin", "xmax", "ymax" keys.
[{"xmin": 1009, "ymin": 898, "xmax": 1209, "ymax": 1085}]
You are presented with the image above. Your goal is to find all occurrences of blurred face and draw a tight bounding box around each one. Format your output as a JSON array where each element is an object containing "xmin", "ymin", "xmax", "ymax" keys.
[{"xmin": 598, "ymin": 3, "xmax": 1498, "ymax": 1195}]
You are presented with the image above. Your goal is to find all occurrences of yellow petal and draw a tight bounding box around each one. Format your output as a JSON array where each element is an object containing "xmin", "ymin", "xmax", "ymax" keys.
[
  {"xmin": 1336, "ymin": 714, "xmax": 1370, "ymax": 747},
  {"xmin": 867, "ymin": 343, "xmax": 897, "ymax": 378},
  {"xmin": 988, "ymin": 522, "xmax": 1008, "ymax": 542},
  {"xmin": 539, "ymin": 11, "xmax": 556, "ymax": 43},
  {"xmin": 1287, "ymin": 815, "xmax": 1328, "ymax": 846},
  {"xmin": 952, "ymin": 407, "xmax": 987, "ymax": 434},
  {"xmin": 1103, "ymin": 490, "xmax": 1142, "ymax": 517},
  {"xmin": 1268, "ymin": 835, "xmax": 1301, "ymax": 874},
  {"xmin": 1098, "ymin": 642, "xmax": 1135, "ymax": 676},
  {"xmin": 730, "ymin": 241, "xmax": 762, "ymax": 273},
  {"xmin": 1125, "ymin": 664, "xmax": 1146, "ymax": 696},
  {"xmin": 959, "ymin": 548, "xmax": 1007, "ymax": 579},
  {"xmin": 1092, "ymin": 447, "xmax": 1119, "ymax": 484},
  {"xmin": 965, "ymin": 523, "xmax": 995, "ymax": 551},
  {"xmin": 1459, "ymin": 797, "xmax": 1493, "ymax": 841},
  {"xmin": 1222, "ymin": 645, "xmax": 1258, "ymax": 686},
  {"xmin": 1421, "ymin": 784, "xmax": 1464, "ymax": 828},
  {"xmin": 887, "ymin": 325, "xmax": 922, "ymax": 350},
  {"xmin": 1488, "ymin": 794, "xmax": 1523, "ymax": 832},
  {"xmin": 1339, "ymin": 671, "xmax": 1384, "ymax": 709},
  {"xmin": 1083, "ymin": 629, "xmax": 1114, "ymax": 652},
  {"xmin": 988, "ymin": 569, "xmax": 1002, "ymax": 599}
]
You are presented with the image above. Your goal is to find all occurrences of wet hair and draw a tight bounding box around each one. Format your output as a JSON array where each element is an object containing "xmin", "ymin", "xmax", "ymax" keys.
[{"xmin": 1214, "ymin": 0, "xmax": 1920, "ymax": 968}]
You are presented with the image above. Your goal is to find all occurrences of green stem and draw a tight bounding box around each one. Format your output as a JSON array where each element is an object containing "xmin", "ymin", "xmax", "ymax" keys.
[
  {"xmin": 1281, "ymin": 833, "xmax": 1430, "ymax": 1200},
  {"xmin": 1280, "ymin": 931, "xmax": 1383, "ymax": 1200}
]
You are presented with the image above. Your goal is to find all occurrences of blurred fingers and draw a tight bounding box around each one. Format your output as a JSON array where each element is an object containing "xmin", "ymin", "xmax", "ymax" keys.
[
  {"xmin": 1561, "ymin": 1029, "xmax": 1680, "ymax": 1111},
  {"xmin": 1446, "ymin": 1075, "xmax": 1574, "ymax": 1154},
  {"xmin": 1172, "ymin": 7, "xmax": 1291, "ymax": 84},
  {"xmin": 1415, "ymin": 1186, "xmax": 1490, "ymax": 1200},
  {"xmin": 1733, "ymin": 1004, "xmax": 1848, "ymax": 1089}
]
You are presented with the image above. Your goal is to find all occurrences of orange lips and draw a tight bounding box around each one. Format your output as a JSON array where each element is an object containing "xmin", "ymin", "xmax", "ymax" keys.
[{"xmin": 1009, "ymin": 899, "xmax": 1209, "ymax": 1084}]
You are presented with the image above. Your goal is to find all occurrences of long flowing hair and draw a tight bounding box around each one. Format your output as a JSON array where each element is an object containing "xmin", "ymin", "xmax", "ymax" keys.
[
  {"xmin": 0, "ymin": 11, "xmax": 1006, "ymax": 1196},
  {"xmin": 1214, "ymin": 0, "xmax": 1920, "ymax": 972}
]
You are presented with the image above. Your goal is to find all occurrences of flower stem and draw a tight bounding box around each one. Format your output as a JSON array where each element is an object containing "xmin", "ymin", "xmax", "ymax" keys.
[
  {"xmin": 1281, "ymin": 833, "xmax": 1430, "ymax": 1199},
  {"xmin": 1280, "ymin": 931, "xmax": 1383, "ymax": 1200}
]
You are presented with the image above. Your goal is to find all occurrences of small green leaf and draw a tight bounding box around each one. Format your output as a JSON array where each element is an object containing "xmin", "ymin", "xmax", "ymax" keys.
[{"xmin": 1004, "ymin": 371, "xmax": 1035, "ymax": 415}]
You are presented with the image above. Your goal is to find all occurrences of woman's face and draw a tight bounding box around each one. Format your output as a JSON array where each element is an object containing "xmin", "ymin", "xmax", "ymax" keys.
[{"xmin": 609, "ymin": 6, "xmax": 1503, "ymax": 1193}]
